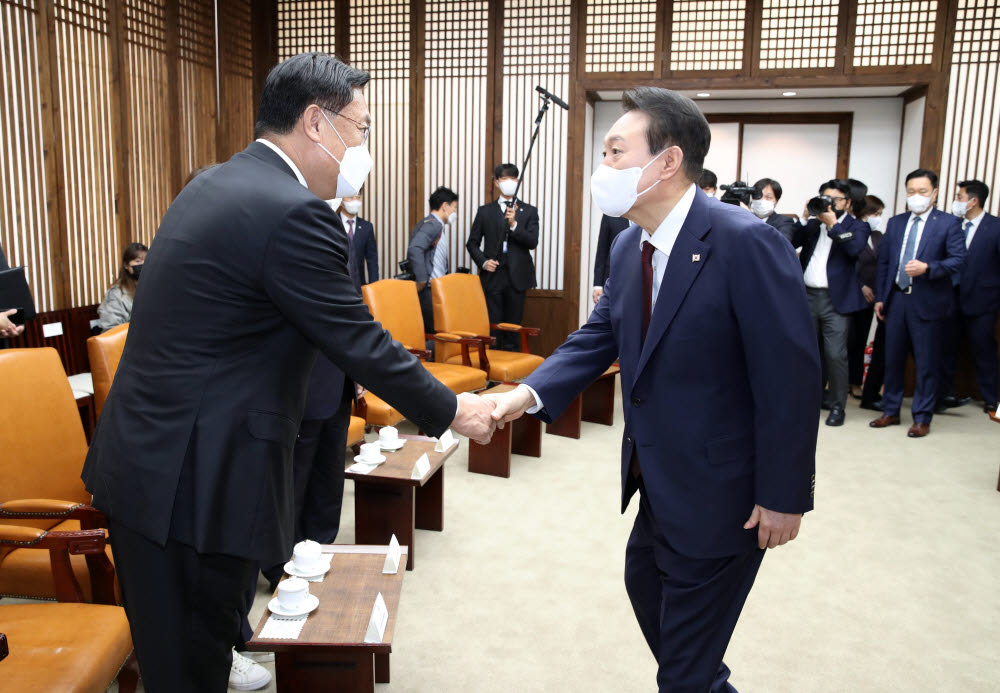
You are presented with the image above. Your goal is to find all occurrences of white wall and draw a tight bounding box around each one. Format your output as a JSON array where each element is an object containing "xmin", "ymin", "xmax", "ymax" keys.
[{"xmin": 897, "ymin": 96, "xmax": 926, "ymax": 213}]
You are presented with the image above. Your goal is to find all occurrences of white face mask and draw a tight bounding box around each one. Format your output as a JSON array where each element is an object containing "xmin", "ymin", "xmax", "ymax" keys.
[
  {"xmin": 343, "ymin": 199, "xmax": 362, "ymax": 215},
  {"xmin": 498, "ymin": 179, "xmax": 518, "ymax": 197},
  {"xmin": 447, "ymin": 211, "xmax": 458, "ymax": 226},
  {"xmin": 951, "ymin": 199, "xmax": 969, "ymax": 217},
  {"xmin": 906, "ymin": 194, "xmax": 933, "ymax": 215},
  {"xmin": 750, "ymin": 198, "xmax": 774, "ymax": 218},
  {"xmin": 866, "ymin": 215, "xmax": 882, "ymax": 232},
  {"xmin": 590, "ymin": 149, "xmax": 667, "ymax": 217},
  {"xmin": 318, "ymin": 111, "xmax": 374, "ymax": 197}
]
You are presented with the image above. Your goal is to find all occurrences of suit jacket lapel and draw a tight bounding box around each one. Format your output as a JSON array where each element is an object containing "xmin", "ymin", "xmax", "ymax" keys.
[{"xmin": 916, "ymin": 210, "xmax": 941, "ymax": 256}]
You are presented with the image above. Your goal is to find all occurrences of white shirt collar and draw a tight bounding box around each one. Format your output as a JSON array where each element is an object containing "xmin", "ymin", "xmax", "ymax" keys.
[
  {"xmin": 638, "ymin": 183, "xmax": 697, "ymax": 256},
  {"xmin": 909, "ymin": 207, "xmax": 932, "ymax": 225},
  {"xmin": 256, "ymin": 138, "xmax": 307, "ymax": 188},
  {"xmin": 965, "ymin": 210, "xmax": 984, "ymax": 229}
]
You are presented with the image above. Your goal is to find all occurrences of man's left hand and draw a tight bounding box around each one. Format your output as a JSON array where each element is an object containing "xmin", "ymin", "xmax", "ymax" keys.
[
  {"xmin": 743, "ymin": 505, "xmax": 802, "ymax": 549},
  {"xmin": 817, "ymin": 210, "xmax": 838, "ymax": 228},
  {"xmin": 504, "ymin": 203, "xmax": 518, "ymax": 228},
  {"xmin": 904, "ymin": 259, "xmax": 928, "ymax": 277}
]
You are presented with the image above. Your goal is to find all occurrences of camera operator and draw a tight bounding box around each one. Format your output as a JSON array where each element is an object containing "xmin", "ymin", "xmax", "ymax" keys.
[
  {"xmin": 750, "ymin": 177, "xmax": 796, "ymax": 244},
  {"xmin": 792, "ymin": 179, "xmax": 871, "ymax": 426}
]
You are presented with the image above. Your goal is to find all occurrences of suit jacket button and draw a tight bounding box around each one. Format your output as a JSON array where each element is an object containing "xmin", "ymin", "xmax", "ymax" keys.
[
  {"xmin": 626, "ymin": 437, "xmax": 633, "ymax": 446},
  {"xmin": 631, "ymin": 397, "xmax": 642, "ymax": 407}
]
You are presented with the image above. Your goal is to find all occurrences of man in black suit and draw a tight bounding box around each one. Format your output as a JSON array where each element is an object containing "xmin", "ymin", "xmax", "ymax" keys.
[
  {"xmin": 938, "ymin": 179, "xmax": 1000, "ymax": 414},
  {"xmin": 81, "ymin": 53, "xmax": 496, "ymax": 692},
  {"xmin": 750, "ymin": 177, "xmax": 796, "ymax": 243},
  {"xmin": 467, "ymin": 163, "xmax": 540, "ymax": 351},
  {"xmin": 407, "ymin": 186, "xmax": 458, "ymax": 333},
  {"xmin": 338, "ymin": 192, "xmax": 378, "ymax": 291},
  {"xmin": 592, "ymin": 214, "xmax": 630, "ymax": 304}
]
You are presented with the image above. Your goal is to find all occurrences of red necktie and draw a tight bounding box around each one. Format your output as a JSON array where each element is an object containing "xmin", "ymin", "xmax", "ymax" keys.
[
  {"xmin": 641, "ymin": 241, "xmax": 655, "ymax": 341},
  {"xmin": 347, "ymin": 219, "xmax": 355, "ymax": 240}
]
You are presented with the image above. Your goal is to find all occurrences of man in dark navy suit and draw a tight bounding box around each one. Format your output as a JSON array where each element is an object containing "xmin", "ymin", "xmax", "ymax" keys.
[
  {"xmin": 792, "ymin": 179, "xmax": 870, "ymax": 426},
  {"xmin": 938, "ymin": 179, "xmax": 1000, "ymax": 414},
  {"xmin": 485, "ymin": 87, "xmax": 820, "ymax": 693},
  {"xmin": 592, "ymin": 213, "xmax": 630, "ymax": 304},
  {"xmin": 871, "ymin": 168, "xmax": 965, "ymax": 437},
  {"xmin": 337, "ymin": 192, "xmax": 378, "ymax": 292}
]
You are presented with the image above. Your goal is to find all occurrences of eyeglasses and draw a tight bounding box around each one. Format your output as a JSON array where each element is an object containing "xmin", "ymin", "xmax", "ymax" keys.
[{"xmin": 324, "ymin": 108, "xmax": 370, "ymax": 145}]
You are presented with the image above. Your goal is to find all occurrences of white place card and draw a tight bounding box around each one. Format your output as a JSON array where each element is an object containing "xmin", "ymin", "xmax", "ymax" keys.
[
  {"xmin": 382, "ymin": 535, "xmax": 401, "ymax": 574},
  {"xmin": 42, "ymin": 322, "xmax": 64, "ymax": 338},
  {"xmin": 411, "ymin": 453, "xmax": 431, "ymax": 480},
  {"xmin": 434, "ymin": 429, "xmax": 457, "ymax": 452},
  {"xmin": 364, "ymin": 592, "xmax": 389, "ymax": 644}
]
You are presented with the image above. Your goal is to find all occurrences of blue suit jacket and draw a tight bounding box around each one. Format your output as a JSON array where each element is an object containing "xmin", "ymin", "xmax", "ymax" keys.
[
  {"xmin": 793, "ymin": 214, "xmax": 870, "ymax": 314},
  {"xmin": 524, "ymin": 189, "xmax": 820, "ymax": 559},
  {"xmin": 958, "ymin": 213, "xmax": 1000, "ymax": 315},
  {"xmin": 876, "ymin": 209, "xmax": 965, "ymax": 320},
  {"xmin": 347, "ymin": 217, "xmax": 378, "ymax": 293}
]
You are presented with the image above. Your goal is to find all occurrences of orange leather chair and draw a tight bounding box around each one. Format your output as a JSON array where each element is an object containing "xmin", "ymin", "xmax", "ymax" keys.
[
  {"xmin": 87, "ymin": 322, "xmax": 128, "ymax": 417},
  {"xmin": 0, "ymin": 523, "xmax": 137, "ymax": 692},
  {"xmin": 0, "ymin": 348, "xmax": 116, "ymax": 603},
  {"xmin": 360, "ymin": 279, "xmax": 488, "ymax": 427},
  {"xmin": 347, "ymin": 415, "xmax": 366, "ymax": 449},
  {"xmin": 431, "ymin": 273, "xmax": 544, "ymax": 383}
]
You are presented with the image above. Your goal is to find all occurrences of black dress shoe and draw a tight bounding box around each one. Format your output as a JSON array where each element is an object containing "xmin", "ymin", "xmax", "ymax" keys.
[
  {"xmin": 825, "ymin": 405, "xmax": 845, "ymax": 426},
  {"xmin": 940, "ymin": 395, "xmax": 972, "ymax": 409},
  {"xmin": 859, "ymin": 399, "xmax": 884, "ymax": 412},
  {"xmin": 985, "ymin": 402, "xmax": 999, "ymax": 414}
]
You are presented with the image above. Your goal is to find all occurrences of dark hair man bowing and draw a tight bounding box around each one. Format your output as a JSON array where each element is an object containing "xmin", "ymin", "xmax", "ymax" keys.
[
  {"xmin": 484, "ymin": 87, "xmax": 820, "ymax": 692},
  {"xmin": 466, "ymin": 163, "xmax": 540, "ymax": 351}
]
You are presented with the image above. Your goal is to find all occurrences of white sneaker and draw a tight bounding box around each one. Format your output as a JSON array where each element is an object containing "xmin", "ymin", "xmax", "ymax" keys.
[
  {"xmin": 239, "ymin": 650, "xmax": 274, "ymax": 664},
  {"xmin": 229, "ymin": 648, "xmax": 272, "ymax": 690}
]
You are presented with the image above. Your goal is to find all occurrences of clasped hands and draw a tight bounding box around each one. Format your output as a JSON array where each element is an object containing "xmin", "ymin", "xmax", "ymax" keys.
[{"xmin": 450, "ymin": 386, "xmax": 537, "ymax": 445}]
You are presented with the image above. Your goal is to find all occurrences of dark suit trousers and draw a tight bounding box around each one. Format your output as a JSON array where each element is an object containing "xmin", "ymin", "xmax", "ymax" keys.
[
  {"xmin": 109, "ymin": 519, "xmax": 256, "ymax": 693},
  {"xmin": 484, "ymin": 264, "xmax": 526, "ymax": 351},
  {"xmin": 938, "ymin": 309, "xmax": 1000, "ymax": 404},
  {"xmin": 861, "ymin": 319, "xmax": 886, "ymax": 406},
  {"xmin": 418, "ymin": 286, "xmax": 434, "ymax": 334},
  {"xmin": 883, "ymin": 291, "xmax": 942, "ymax": 423},
  {"xmin": 625, "ymin": 490, "xmax": 765, "ymax": 693},
  {"xmin": 806, "ymin": 288, "xmax": 851, "ymax": 408}
]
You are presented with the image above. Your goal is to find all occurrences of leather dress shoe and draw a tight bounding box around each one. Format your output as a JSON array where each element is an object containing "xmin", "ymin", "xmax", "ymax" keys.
[
  {"xmin": 907, "ymin": 422, "xmax": 930, "ymax": 438},
  {"xmin": 869, "ymin": 414, "xmax": 900, "ymax": 428},
  {"xmin": 985, "ymin": 402, "xmax": 998, "ymax": 414},
  {"xmin": 859, "ymin": 398, "xmax": 884, "ymax": 412},
  {"xmin": 825, "ymin": 404, "xmax": 845, "ymax": 426},
  {"xmin": 940, "ymin": 395, "xmax": 972, "ymax": 409}
]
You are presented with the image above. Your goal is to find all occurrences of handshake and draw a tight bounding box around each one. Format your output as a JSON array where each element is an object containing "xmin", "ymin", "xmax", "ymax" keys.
[{"xmin": 449, "ymin": 387, "xmax": 539, "ymax": 445}]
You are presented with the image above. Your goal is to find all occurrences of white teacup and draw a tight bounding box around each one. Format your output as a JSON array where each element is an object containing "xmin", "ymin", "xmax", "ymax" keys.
[
  {"xmin": 292, "ymin": 540, "xmax": 325, "ymax": 574},
  {"xmin": 378, "ymin": 426, "xmax": 399, "ymax": 447},
  {"xmin": 277, "ymin": 577, "xmax": 309, "ymax": 610},
  {"xmin": 359, "ymin": 441, "xmax": 382, "ymax": 462}
]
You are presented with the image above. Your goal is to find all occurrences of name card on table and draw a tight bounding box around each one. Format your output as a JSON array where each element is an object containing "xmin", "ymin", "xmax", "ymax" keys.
[
  {"xmin": 364, "ymin": 592, "xmax": 389, "ymax": 644},
  {"xmin": 382, "ymin": 534, "xmax": 401, "ymax": 574},
  {"xmin": 435, "ymin": 429, "xmax": 457, "ymax": 452},
  {"xmin": 42, "ymin": 322, "xmax": 63, "ymax": 338},
  {"xmin": 411, "ymin": 453, "xmax": 431, "ymax": 480}
]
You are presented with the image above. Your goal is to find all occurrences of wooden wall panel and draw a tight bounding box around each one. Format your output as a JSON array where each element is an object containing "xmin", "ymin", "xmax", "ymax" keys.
[
  {"xmin": 853, "ymin": 0, "xmax": 938, "ymax": 68},
  {"xmin": 585, "ymin": 0, "xmax": 656, "ymax": 73},
  {"xmin": 178, "ymin": 0, "xmax": 218, "ymax": 178},
  {"xmin": 670, "ymin": 0, "xmax": 746, "ymax": 72},
  {"xmin": 217, "ymin": 0, "xmax": 255, "ymax": 162},
  {"xmin": 759, "ymin": 0, "xmax": 839, "ymax": 70}
]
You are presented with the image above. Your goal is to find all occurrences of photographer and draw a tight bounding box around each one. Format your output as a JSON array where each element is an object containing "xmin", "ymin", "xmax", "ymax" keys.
[
  {"xmin": 750, "ymin": 177, "xmax": 796, "ymax": 244},
  {"xmin": 792, "ymin": 179, "xmax": 871, "ymax": 426}
]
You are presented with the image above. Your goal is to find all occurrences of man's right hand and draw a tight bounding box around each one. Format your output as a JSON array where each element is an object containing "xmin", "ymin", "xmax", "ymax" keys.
[
  {"xmin": 482, "ymin": 384, "xmax": 536, "ymax": 428},
  {"xmin": 0, "ymin": 309, "xmax": 24, "ymax": 339},
  {"xmin": 862, "ymin": 285, "xmax": 875, "ymax": 304},
  {"xmin": 874, "ymin": 301, "xmax": 884, "ymax": 321},
  {"xmin": 592, "ymin": 287, "xmax": 604, "ymax": 304},
  {"xmin": 483, "ymin": 259, "xmax": 499, "ymax": 272},
  {"xmin": 450, "ymin": 392, "xmax": 497, "ymax": 445}
]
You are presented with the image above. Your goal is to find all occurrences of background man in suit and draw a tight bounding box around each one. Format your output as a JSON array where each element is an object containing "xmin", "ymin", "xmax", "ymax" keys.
[
  {"xmin": 592, "ymin": 213, "xmax": 630, "ymax": 304},
  {"xmin": 750, "ymin": 177, "xmax": 796, "ymax": 243},
  {"xmin": 792, "ymin": 179, "xmax": 870, "ymax": 426},
  {"xmin": 408, "ymin": 186, "xmax": 458, "ymax": 333},
  {"xmin": 339, "ymin": 191, "xmax": 378, "ymax": 291},
  {"xmin": 698, "ymin": 168, "xmax": 717, "ymax": 197},
  {"xmin": 857, "ymin": 195, "xmax": 886, "ymax": 410},
  {"xmin": 81, "ymin": 53, "xmax": 496, "ymax": 692},
  {"xmin": 938, "ymin": 179, "xmax": 1000, "ymax": 414},
  {"xmin": 871, "ymin": 168, "xmax": 965, "ymax": 437},
  {"xmin": 466, "ymin": 163, "xmax": 540, "ymax": 351},
  {"xmin": 484, "ymin": 87, "xmax": 819, "ymax": 693}
]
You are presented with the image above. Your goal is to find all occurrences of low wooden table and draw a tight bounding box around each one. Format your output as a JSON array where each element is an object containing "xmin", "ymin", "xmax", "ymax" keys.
[
  {"xmin": 469, "ymin": 384, "xmax": 542, "ymax": 477},
  {"xmin": 345, "ymin": 436, "xmax": 456, "ymax": 570},
  {"xmin": 546, "ymin": 365, "xmax": 621, "ymax": 438},
  {"xmin": 248, "ymin": 545, "xmax": 407, "ymax": 693}
]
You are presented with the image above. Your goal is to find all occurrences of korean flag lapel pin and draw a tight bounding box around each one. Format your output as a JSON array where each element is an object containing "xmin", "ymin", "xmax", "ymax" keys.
[{"xmin": 692, "ymin": 253, "xmax": 701, "ymax": 263}]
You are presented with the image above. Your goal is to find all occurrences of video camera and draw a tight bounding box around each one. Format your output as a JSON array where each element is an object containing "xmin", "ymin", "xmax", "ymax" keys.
[
  {"xmin": 719, "ymin": 181, "xmax": 762, "ymax": 207},
  {"xmin": 806, "ymin": 194, "xmax": 836, "ymax": 217}
]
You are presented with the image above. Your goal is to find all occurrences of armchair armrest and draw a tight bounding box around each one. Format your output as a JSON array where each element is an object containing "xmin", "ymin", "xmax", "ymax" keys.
[
  {"xmin": 0, "ymin": 524, "xmax": 115, "ymax": 604},
  {"xmin": 452, "ymin": 330, "xmax": 497, "ymax": 346},
  {"xmin": 0, "ymin": 500, "xmax": 107, "ymax": 530},
  {"xmin": 432, "ymin": 332, "xmax": 491, "ymax": 372},
  {"xmin": 490, "ymin": 323, "xmax": 541, "ymax": 353},
  {"xmin": 408, "ymin": 345, "xmax": 433, "ymax": 360},
  {"xmin": 354, "ymin": 393, "xmax": 369, "ymax": 421}
]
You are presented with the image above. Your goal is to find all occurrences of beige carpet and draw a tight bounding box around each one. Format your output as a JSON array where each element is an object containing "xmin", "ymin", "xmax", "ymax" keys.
[{"xmin": 231, "ymin": 393, "xmax": 1000, "ymax": 693}]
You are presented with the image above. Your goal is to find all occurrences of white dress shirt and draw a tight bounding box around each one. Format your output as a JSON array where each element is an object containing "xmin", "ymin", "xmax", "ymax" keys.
[
  {"xmin": 897, "ymin": 208, "xmax": 932, "ymax": 271},
  {"xmin": 432, "ymin": 224, "xmax": 449, "ymax": 279},
  {"xmin": 256, "ymin": 138, "xmax": 307, "ymax": 188},
  {"xmin": 803, "ymin": 212, "xmax": 846, "ymax": 289},
  {"xmin": 523, "ymin": 184, "xmax": 698, "ymax": 413},
  {"xmin": 963, "ymin": 210, "xmax": 984, "ymax": 248}
]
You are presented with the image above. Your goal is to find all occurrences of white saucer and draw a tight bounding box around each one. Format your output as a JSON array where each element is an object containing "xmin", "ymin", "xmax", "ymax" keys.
[
  {"xmin": 268, "ymin": 593, "xmax": 319, "ymax": 617},
  {"xmin": 353, "ymin": 454, "xmax": 386, "ymax": 465},
  {"xmin": 283, "ymin": 557, "xmax": 332, "ymax": 578},
  {"xmin": 378, "ymin": 439, "xmax": 405, "ymax": 451}
]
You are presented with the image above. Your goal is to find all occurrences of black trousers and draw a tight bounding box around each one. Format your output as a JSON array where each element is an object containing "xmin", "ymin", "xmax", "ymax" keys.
[
  {"xmin": 418, "ymin": 286, "xmax": 434, "ymax": 334},
  {"xmin": 484, "ymin": 265, "xmax": 527, "ymax": 351},
  {"xmin": 938, "ymin": 309, "xmax": 1000, "ymax": 404},
  {"xmin": 109, "ymin": 519, "xmax": 256, "ymax": 693},
  {"xmin": 849, "ymin": 306, "xmax": 875, "ymax": 387},
  {"xmin": 624, "ymin": 491, "xmax": 765, "ymax": 693},
  {"xmin": 861, "ymin": 319, "xmax": 886, "ymax": 406}
]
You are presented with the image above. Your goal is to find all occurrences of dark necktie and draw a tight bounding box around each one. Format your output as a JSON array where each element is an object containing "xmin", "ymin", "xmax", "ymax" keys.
[
  {"xmin": 641, "ymin": 241, "xmax": 655, "ymax": 340},
  {"xmin": 896, "ymin": 216, "xmax": 921, "ymax": 290},
  {"xmin": 964, "ymin": 220, "xmax": 973, "ymax": 242},
  {"xmin": 347, "ymin": 219, "xmax": 355, "ymax": 240}
]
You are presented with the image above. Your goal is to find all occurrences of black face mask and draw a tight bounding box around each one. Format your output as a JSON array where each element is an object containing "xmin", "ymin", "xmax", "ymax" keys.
[{"xmin": 129, "ymin": 264, "xmax": 143, "ymax": 280}]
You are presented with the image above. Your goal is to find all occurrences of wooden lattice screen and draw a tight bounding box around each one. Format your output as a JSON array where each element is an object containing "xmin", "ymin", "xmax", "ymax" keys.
[
  {"xmin": 584, "ymin": 0, "xmax": 657, "ymax": 73},
  {"xmin": 670, "ymin": 0, "xmax": 747, "ymax": 72},
  {"xmin": 759, "ymin": 0, "xmax": 839, "ymax": 70},
  {"xmin": 853, "ymin": 0, "xmax": 939, "ymax": 68}
]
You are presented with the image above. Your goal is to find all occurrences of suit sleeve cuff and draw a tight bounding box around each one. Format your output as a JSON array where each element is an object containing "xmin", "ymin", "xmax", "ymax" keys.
[{"xmin": 521, "ymin": 384, "xmax": 544, "ymax": 414}]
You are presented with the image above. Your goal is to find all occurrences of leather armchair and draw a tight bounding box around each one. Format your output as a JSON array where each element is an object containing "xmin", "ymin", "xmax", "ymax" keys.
[
  {"xmin": 430, "ymin": 274, "xmax": 544, "ymax": 383},
  {"xmin": 87, "ymin": 322, "xmax": 128, "ymax": 417}
]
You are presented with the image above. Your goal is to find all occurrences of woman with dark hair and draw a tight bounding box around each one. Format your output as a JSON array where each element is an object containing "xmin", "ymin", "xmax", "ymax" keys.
[{"xmin": 96, "ymin": 242, "xmax": 147, "ymax": 332}]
